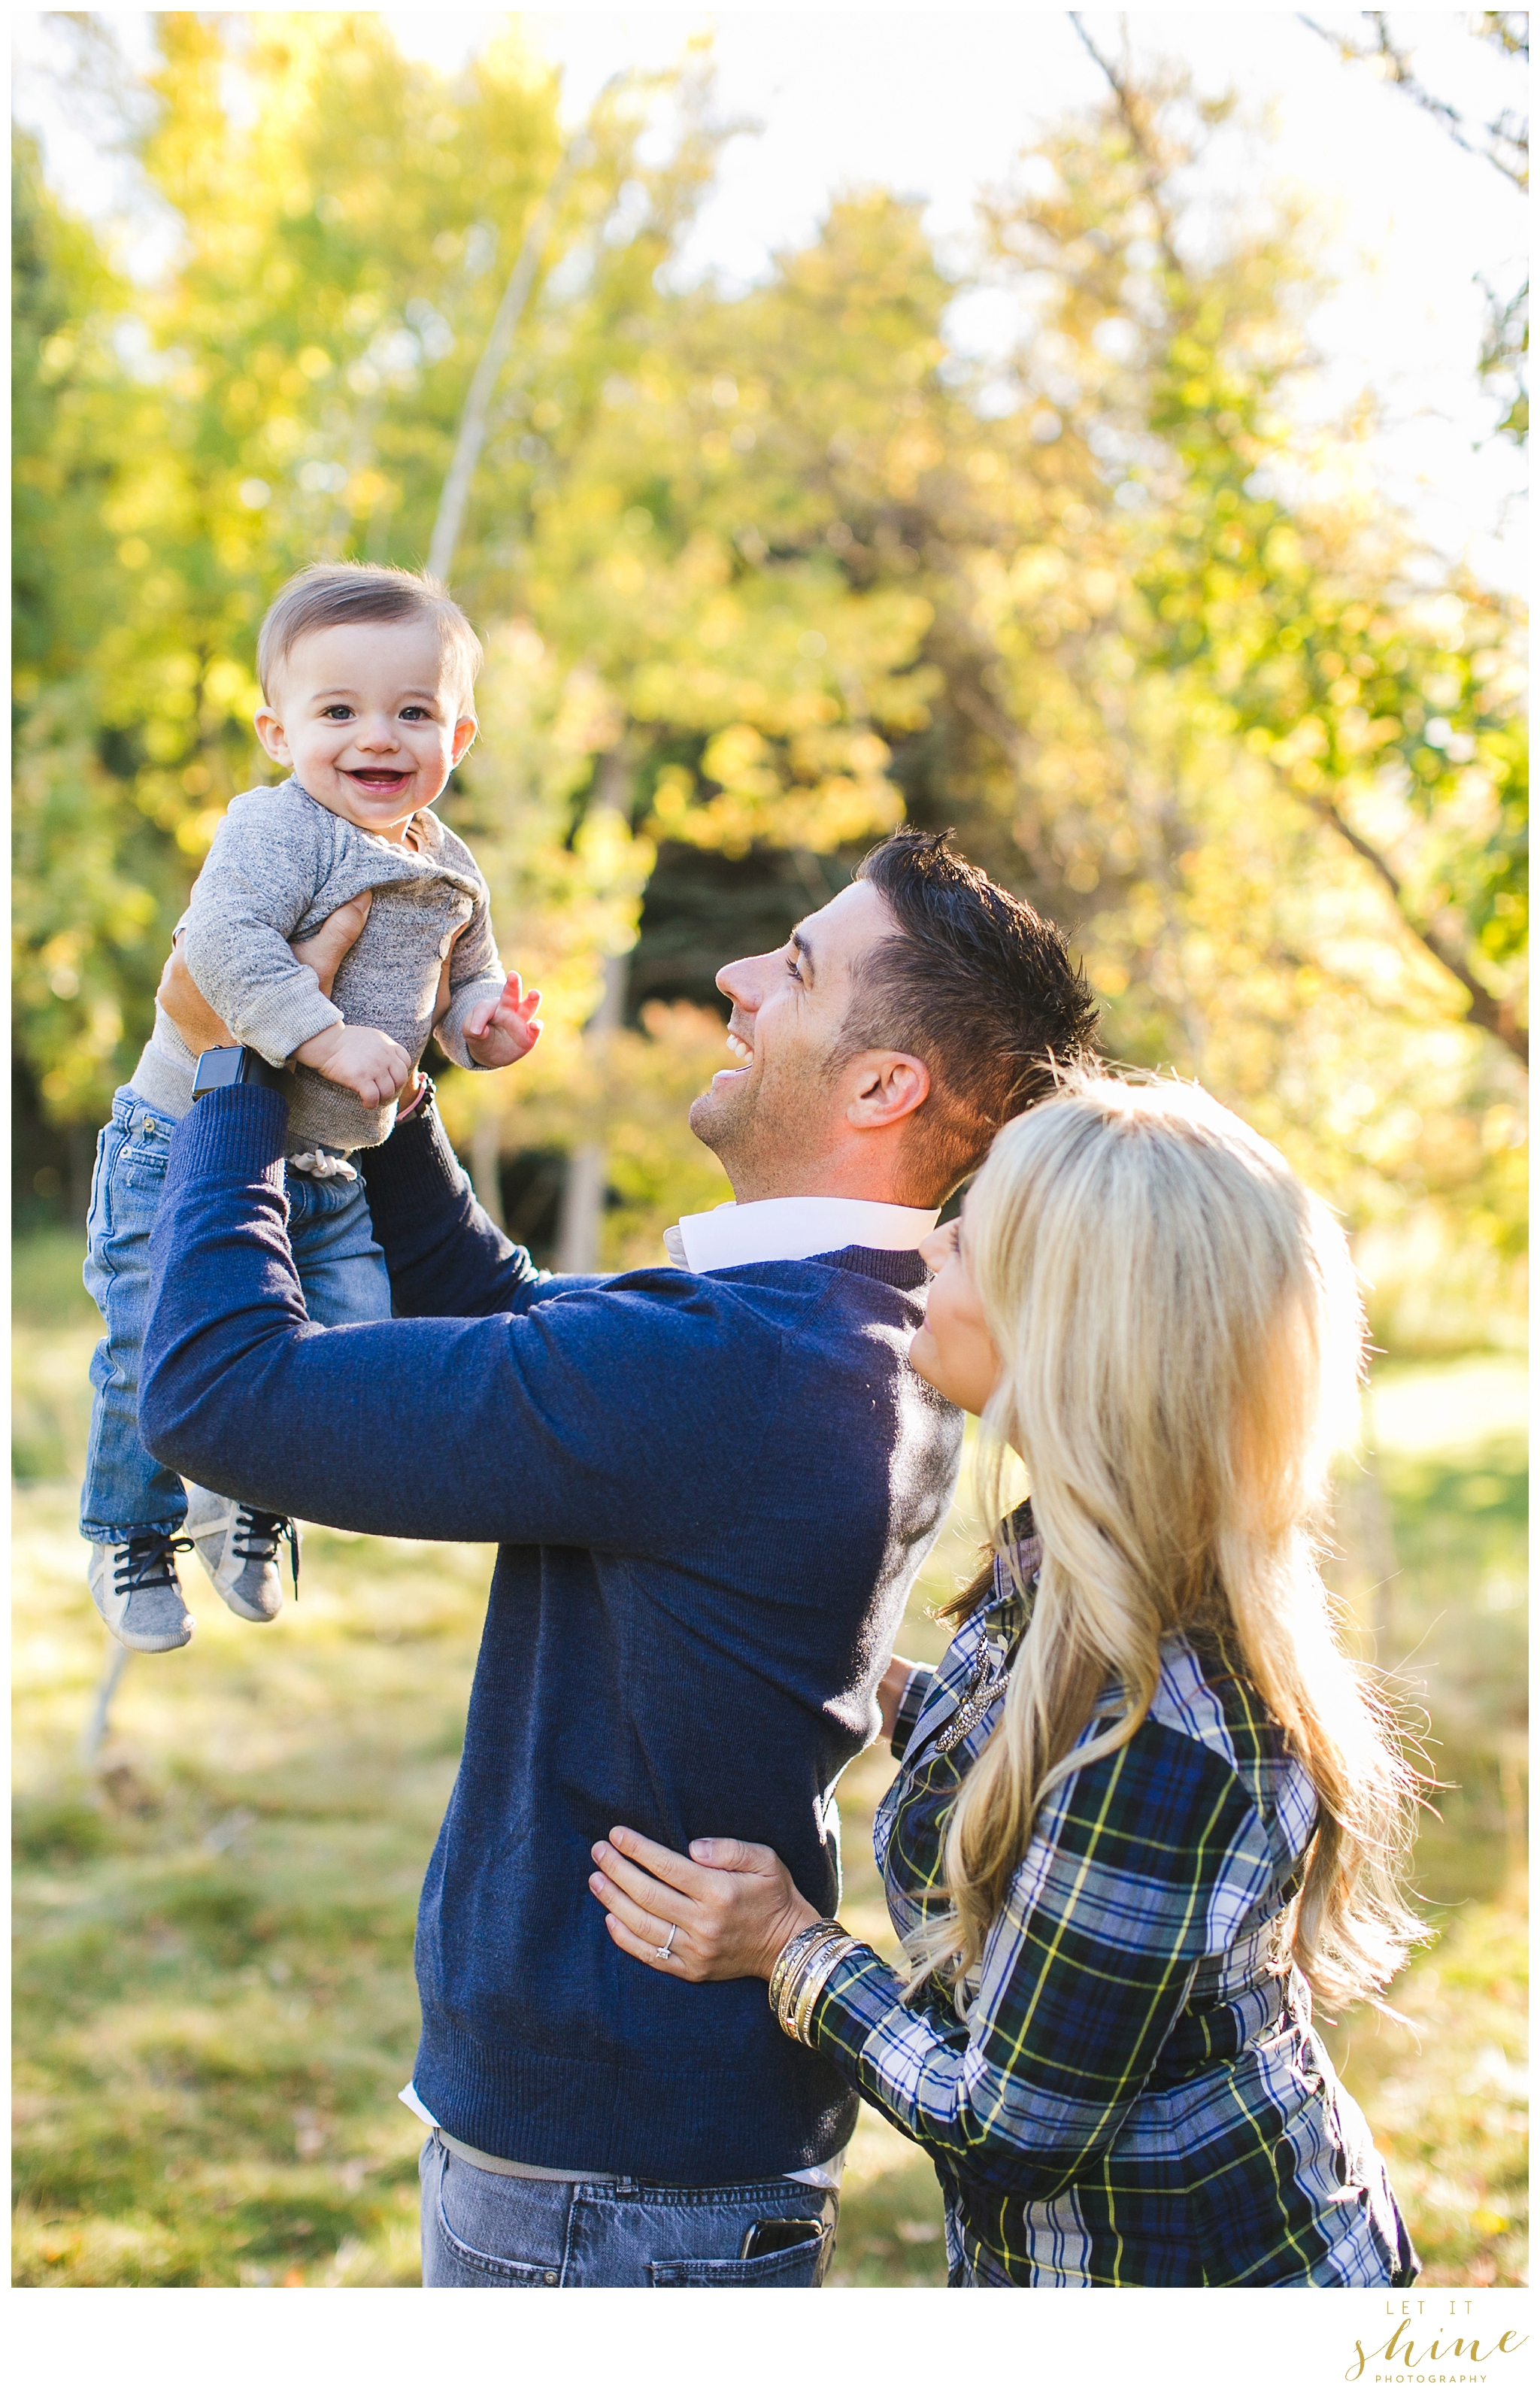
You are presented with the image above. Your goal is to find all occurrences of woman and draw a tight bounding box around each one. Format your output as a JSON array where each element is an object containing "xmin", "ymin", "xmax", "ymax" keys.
[{"xmin": 587, "ymin": 1075, "xmax": 1421, "ymax": 2288}]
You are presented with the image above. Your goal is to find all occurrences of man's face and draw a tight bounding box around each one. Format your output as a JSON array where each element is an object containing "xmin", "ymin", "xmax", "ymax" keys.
[{"xmin": 690, "ymin": 879, "xmax": 904, "ymax": 1197}]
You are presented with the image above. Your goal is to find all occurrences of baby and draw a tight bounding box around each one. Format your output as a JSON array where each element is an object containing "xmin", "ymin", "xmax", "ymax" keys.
[{"xmin": 81, "ymin": 562, "xmax": 541, "ymax": 1654}]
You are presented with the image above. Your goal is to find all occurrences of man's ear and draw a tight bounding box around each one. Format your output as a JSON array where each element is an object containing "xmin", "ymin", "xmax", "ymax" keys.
[
  {"xmin": 844, "ymin": 1050, "xmax": 931, "ymax": 1134},
  {"xmin": 253, "ymin": 705, "xmax": 292, "ymax": 767},
  {"xmin": 450, "ymin": 714, "xmax": 478, "ymax": 766}
]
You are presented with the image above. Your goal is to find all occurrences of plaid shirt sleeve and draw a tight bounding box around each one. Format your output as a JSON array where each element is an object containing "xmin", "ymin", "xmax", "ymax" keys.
[{"xmin": 809, "ymin": 1715, "xmax": 1277, "ymax": 2200}]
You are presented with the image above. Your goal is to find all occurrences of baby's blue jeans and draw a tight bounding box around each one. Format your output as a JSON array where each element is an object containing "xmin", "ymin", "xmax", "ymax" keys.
[{"xmin": 80, "ymin": 1087, "xmax": 391, "ymax": 1544}]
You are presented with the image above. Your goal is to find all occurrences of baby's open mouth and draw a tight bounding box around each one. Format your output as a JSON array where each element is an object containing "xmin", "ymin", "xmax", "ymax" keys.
[{"xmin": 346, "ymin": 768, "xmax": 411, "ymax": 793}]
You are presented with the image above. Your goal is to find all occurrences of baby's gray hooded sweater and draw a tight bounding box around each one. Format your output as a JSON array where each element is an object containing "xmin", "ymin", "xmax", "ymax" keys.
[{"xmin": 128, "ymin": 776, "xmax": 505, "ymax": 1156}]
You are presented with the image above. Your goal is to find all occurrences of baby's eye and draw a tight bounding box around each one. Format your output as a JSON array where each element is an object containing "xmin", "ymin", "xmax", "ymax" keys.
[
  {"xmin": 399, "ymin": 705, "xmax": 430, "ymax": 720},
  {"xmin": 322, "ymin": 705, "xmax": 353, "ymax": 720}
]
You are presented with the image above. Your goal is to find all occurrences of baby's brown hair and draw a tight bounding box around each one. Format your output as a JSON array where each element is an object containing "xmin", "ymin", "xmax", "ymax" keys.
[{"xmin": 257, "ymin": 563, "xmax": 483, "ymax": 711}]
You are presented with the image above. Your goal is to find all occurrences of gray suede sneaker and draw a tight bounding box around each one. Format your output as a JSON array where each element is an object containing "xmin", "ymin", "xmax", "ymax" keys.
[
  {"xmin": 88, "ymin": 1533, "xmax": 196, "ymax": 1653},
  {"xmin": 183, "ymin": 1485, "xmax": 299, "ymax": 1623}
]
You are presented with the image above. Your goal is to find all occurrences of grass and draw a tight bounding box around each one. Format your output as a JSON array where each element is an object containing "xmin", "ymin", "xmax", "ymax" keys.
[{"xmin": 11, "ymin": 1230, "xmax": 1529, "ymax": 2288}]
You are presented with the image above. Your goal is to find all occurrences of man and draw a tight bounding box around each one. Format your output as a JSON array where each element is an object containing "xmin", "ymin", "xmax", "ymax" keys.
[{"xmin": 142, "ymin": 829, "xmax": 1098, "ymax": 2286}]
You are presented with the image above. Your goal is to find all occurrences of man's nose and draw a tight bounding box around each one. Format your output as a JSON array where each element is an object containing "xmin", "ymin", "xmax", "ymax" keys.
[{"xmin": 715, "ymin": 955, "xmax": 759, "ymax": 1010}]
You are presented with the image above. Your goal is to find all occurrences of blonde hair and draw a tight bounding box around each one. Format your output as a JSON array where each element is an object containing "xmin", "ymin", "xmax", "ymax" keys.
[
  {"xmin": 257, "ymin": 563, "xmax": 483, "ymax": 710},
  {"xmin": 918, "ymin": 1073, "xmax": 1421, "ymax": 2014}
]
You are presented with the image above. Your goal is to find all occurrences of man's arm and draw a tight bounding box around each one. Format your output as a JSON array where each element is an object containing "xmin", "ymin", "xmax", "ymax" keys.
[
  {"xmin": 161, "ymin": 905, "xmax": 562, "ymax": 1323},
  {"xmin": 140, "ymin": 1087, "xmax": 764, "ymax": 1547},
  {"xmin": 359, "ymin": 1084, "xmax": 561, "ymax": 1320}
]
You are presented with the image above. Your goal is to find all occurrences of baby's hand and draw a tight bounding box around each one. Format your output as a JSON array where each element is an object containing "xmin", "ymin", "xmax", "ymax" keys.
[
  {"xmin": 462, "ymin": 972, "xmax": 544, "ymax": 1069},
  {"xmin": 294, "ymin": 1021, "xmax": 412, "ymax": 1108}
]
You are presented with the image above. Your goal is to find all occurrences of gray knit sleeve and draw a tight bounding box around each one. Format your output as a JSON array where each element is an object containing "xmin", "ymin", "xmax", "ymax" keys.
[
  {"xmin": 180, "ymin": 790, "xmax": 344, "ymax": 1066},
  {"xmin": 433, "ymin": 885, "xmax": 507, "ymax": 1070}
]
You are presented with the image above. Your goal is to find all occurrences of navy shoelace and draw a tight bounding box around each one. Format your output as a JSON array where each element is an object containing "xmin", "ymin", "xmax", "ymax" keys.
[
  {"xmin": 232, "ymin": 1509, "xmax": 302, "ymax": 1599},
  {"xmin": 115, "ymin": 1532, "xmax": 194, "ymax": 1594}
]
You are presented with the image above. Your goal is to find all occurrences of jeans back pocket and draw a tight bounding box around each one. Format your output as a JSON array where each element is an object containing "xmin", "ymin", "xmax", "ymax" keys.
[{"xmin": 648, "ymin": 2225, "xmax": 831, "ymax": 2288}]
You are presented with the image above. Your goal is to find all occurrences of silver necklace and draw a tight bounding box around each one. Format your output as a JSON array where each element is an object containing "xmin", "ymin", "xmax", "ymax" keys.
[{"xmin": 932, "ymin": 1626, "xmax": 1014, "ymax": 1755}]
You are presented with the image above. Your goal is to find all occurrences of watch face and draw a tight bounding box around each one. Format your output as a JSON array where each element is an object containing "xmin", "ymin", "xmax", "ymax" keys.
[{"xmin": 191, "ymin": 1046, "xmax": 245, "ymax": 1100}]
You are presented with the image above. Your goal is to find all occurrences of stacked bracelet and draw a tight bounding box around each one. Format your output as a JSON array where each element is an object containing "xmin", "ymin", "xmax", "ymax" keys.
[
  {"xmin": 768, "ymin": 1923, "xmax": 840, "ymax": 2034},
  {"xmin": 768, "ymin": 1921, "xmax": 859, "ymax": 2048}
]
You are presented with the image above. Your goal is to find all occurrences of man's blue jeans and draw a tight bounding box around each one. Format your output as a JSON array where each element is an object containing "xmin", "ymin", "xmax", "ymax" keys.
[
  {"xmin": 419, "ymin": 2132, "xmax": 839, "ymax": 2288},
  {"xmin": 80, "ymin": 1088, "xmax": 392, "ymax": 1543}
]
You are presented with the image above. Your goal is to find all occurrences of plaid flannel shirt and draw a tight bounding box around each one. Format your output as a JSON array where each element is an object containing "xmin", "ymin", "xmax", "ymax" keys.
[{"xmin": 808, "ymin": 1513, "xmax": 1417, "ymax": 2288}]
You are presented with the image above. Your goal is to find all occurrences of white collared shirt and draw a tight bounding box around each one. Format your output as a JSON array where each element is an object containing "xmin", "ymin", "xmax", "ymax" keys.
[{"xmin": 662, "ymin": 1195, "xmax": 938, "ymax": 1272}]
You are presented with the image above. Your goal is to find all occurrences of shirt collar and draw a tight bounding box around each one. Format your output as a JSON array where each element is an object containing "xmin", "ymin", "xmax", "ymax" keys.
[{"xmin": 664, "ymin": 1195, "xmax": 940, "ymax": 1273}]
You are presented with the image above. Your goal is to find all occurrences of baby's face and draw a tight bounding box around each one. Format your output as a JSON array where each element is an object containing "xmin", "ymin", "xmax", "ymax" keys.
[{"xmin": 254, "ymin": 618, "xmax": 477, "ymax": 843}]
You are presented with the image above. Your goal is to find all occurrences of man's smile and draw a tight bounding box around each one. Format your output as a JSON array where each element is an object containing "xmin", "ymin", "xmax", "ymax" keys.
[{"xmin": 712, "ymin": 1027, "xmax": 753, "ymax": 1087}]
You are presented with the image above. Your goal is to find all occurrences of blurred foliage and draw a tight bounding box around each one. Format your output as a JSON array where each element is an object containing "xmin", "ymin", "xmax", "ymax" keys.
[{"xmin": 11, "ymin": 13, "xmax": 1527, "ymax": 1304}]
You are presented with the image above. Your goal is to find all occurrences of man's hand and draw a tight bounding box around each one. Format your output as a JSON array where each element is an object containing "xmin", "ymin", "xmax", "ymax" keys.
[
  {"xmin": 291, "ymin": 889, "xmax": 372, "ymax": 996},
  {"xmin": 293, "ymin": 1021, "xmax": 411, "ymax": 1109},
  {"xmin": 157, "ymin": 890, "xmax": 375, "ymax": 1056},
  {"xmin": 462, "ymin": 971, "xmax": 544, "ymax": 1069},
  {"xmin": 157, "ymin": 939, "xmax": 235, "ymax": 1057},
  {"xmin": 587, "ymin": 1826, "xmax": 820, "ymax": 1985}
]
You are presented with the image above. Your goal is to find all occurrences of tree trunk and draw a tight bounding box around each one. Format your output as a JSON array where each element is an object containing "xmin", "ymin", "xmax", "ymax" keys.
[
  {"xmin": 555, "ymin": 752, "xmax": 633, "ymax": 1273},
  {"xmin": 426, "ymin": 154, "xmax": 574, "ymax": 583}
]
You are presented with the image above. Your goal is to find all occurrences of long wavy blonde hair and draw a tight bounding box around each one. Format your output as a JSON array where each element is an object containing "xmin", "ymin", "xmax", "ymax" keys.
[{"xmin": 917, "ymin": 1073, "xmax": 1422, "ymax": 2012}]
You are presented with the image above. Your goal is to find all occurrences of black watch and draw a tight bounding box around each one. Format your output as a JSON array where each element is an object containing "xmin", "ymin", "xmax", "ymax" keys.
[{"xmin": 190, "ymin": 1045, "xmax": 290, "ymax": 1101}]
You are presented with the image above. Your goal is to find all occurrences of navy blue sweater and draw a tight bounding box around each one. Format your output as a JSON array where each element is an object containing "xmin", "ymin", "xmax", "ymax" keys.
[{"xmin": 141, "ymin": 1087, "xmax": 962, "ymax": 2182}]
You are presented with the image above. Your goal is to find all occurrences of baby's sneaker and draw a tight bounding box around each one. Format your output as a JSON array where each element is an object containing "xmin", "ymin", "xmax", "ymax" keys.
[
  {"xmin": 183, "ymin": 1485, "xmax": 299, "ymax": 1623},
  {"xmin": 89, "ymin": 1533, "xmax": 196, "ymax": 1653}
]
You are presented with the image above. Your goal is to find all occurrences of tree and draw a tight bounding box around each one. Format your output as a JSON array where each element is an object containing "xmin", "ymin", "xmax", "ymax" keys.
[
  {"xmin": 14, "ymin": 16, "xmax": 1526, "ymax": 1321},
  {"xmin": 11, "ymin": 14, "xmax": 723, "ymax": 1139},
  {"xmin": 1300, "ymin": 10, "xmax": 1528, "ymax": 444}
]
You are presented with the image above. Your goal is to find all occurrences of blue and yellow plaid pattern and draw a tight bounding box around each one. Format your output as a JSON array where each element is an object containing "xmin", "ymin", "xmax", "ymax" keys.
[{"xmin": 809, "ymin": 1521, "xmax": 1417, "ymax": 2287}]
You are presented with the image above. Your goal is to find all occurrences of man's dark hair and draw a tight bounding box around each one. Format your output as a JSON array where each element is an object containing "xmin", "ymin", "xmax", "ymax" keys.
[{"xmin": 844, "ymin": 828, "xmax": 1100, "ymax": 1203}]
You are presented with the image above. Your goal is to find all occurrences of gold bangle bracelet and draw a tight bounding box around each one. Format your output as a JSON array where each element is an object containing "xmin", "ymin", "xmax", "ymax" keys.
[
  {"xmin": 768, "ymin": 1923, "xmax": 843, "ymax": 2036},
  {"xmin": 791, "ymin": 1935, "xmax": 856, "ymax": 2047},
  {"xmin": 774, "ymin": 1934, "xmax": 839, "ymax": 2037}
]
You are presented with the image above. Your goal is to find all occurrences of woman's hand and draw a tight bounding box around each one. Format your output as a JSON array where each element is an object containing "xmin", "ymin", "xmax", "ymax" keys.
[
  {"xmin": 878, "ymin": 1652, "xmax": 922, "ymax": 1746},
  {"xmin": 156, "ymin": 890, "xmax": 374, "ymax": 1055},
  {"xmin": 588, "ymin": 1826, "xmax": 820, "ymax": 1984}
]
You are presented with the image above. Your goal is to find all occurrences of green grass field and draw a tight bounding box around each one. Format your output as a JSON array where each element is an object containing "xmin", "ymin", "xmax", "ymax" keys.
[{"xmin": 12, "ymin": 1229, "xmax": 1528, "ymax": 2287}]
